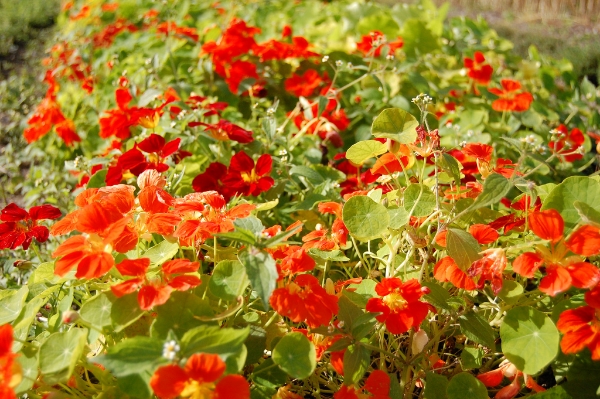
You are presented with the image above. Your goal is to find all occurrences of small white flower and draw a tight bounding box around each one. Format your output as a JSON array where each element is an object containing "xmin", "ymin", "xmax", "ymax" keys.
[
  {"xmin": 335, "ymin": 60, "xmax": 343, "ymax": 67},
  {"xmin": 162, "ymin": 340, "xmax": 180, "ymax": 360},
  {"xmin": 322, "ymin": 55, "xmax": 329, "ymax": 62}
]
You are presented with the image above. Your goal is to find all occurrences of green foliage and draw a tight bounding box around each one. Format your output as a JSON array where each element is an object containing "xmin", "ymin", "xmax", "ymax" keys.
[{"xmin": 500, "ymin": 306, "xmax": 560, "ymax": 375}]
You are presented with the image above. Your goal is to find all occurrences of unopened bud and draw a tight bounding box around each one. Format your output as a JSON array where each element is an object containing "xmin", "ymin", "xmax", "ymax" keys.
[
  {"xmin": 62, "ymin": 310, "xmax": 80, "ymax": 324},
  {"xmin": 411, "ymin": 329, "xmax": 429, "ymax": 354}
]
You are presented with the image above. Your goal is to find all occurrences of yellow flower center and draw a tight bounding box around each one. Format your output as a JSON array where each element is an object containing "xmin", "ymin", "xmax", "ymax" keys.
[
  {"xmin": 86, "ymin": 233, "xmax": 113, "ymax": 254},
  {"xmin": 383, "ymin": 291, "xmax": 407, "ymax": 312},
  {"xmin": 241, "ymin": 169, "xmax": 259, "ymax": 184},
  {"xmin": 180, "ymin": 380, "xmax": 216, "ymax": 399}
]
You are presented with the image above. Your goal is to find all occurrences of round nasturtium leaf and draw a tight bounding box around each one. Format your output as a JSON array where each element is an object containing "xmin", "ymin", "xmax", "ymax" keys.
[
  {"xmin": 446, "ymin": 372, "xmax": 487, "ymax": 399},
  {"xmin": 542, "ymin": 176, "xmax": 600, "ymax": 234},
  {"xmin": 500, "ymin": 306, "xmax": 559, "ymax": 375},
  {"xmin": 208, "ymin": 260, "xmax": 249, "ymax": 301},
  {"xmin": 371, "ymin": 108, "xmax": 419, "ymax": 144},
  {"xmin": 272, "ymin": 332, "xmax": 316, "ymax": 380},
  {"xmin": 346, "ymin": 140, "xmax": 388, "ymax": 165},
  {"xmin": 497, "ymin": 280, "xmax": 524, "ymax": 305},
  {"xmin": 342, "ymin": 195, "xmax": 390, "ymax": 240},
  {"xmin": 404, "ymin": 183, "xmax": 437, "ymax": 217}
]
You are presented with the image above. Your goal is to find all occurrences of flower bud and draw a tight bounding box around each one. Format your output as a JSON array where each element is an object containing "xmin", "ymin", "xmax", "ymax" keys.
[
  {"xmin": 62, "ymin": 310, "xmax": 80, "ymax": 324},
  {"xmin": 411, "ymin": 329, "xmax": 429, "ymax": 354}
]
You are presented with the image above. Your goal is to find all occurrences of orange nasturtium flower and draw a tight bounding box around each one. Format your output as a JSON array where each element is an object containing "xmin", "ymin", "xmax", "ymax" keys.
[
  {"xmin": 557, "ymin": 285, "xmax": 600, "ymax": 359},
  {"xmin": 512, "ymin": 209, "xmax": 600, "ymax": 296},
  {"xmin": 365, "ymin": 278, "xmax": 430, "ymax": 334},
  {"xmin": 464, "ymin": 51, "xmax": 493, "ymax": 85},
  {"xmin": 110, "ymin": 258, "xmax": 201, "ymax": 310},
  {"xmin": 150, "ymin": 353, "xmax": 249, "ymax": 399},
  {"xmin": 0, "ymin": 324, "xmax": 22, "ymax": 399},
  {"xmin": 334, "ymin": 369, "xmax": 391, "ymax": 399},
  {"xmin": 488, "ymin": 79, "xmax": 533, "ymax": 112}
]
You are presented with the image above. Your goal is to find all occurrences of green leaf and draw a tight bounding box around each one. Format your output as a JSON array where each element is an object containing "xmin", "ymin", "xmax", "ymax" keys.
[
  {"xmin": 272, "ymin": 332, "xmax": 316, "ymax": 380},
  {"xmin": 252, "ymin": 358, "xmax": 288, "ymax": 389},
  {"xmin": 574, "ymin": 200, "xmax": 600, "ymax": 228},
  {"xmin": 290, "ymin": 165, "xmax": 324, "ymax": 185},
  {"xmin": 138, "ymin": 88, "xmax": 162, "ymax": 107},
  {"xmin": 346, "ymin": 140, "xmax": 388, "ymax": 165},
  {"xmin": 440, "ymin": 153, "xmax": 462, "ymax": 186},
  {"xmin": 209, "ymin": 260, "xmax": 249, "ymax": 301},
  {"xmin": 239, "ymin": 248, "xmax": 278, "ymax": 311},
  {"xmin": 15, "ymin": 348, "xmax": 38, "ymax": 394},
  {"xmin": 0, "ymin": 286, "xmax": 28, "ymax": 324},
  {"xmin": 143, "ymin": 240, "xmax": 179, "ymax": 265},
  {"xmin": 422, "ymin": 281, "xmax": 452, "ymax": 311},
  {"xmin": 446, "ymin": 229, "xmax": 481, "ymax": 271},
  {"xmin": 401, "ymin": 19, "xmax": 440, "ymax": 57},
  {"xmin": 500, "ymin": 306, "xmax": 560, "ymax": 374},
  {"xmin": 497, "ymin": 280, "xmax": 524, "ymax": 305},
  {"xmin": 87, "ymin": 170, "xmax": 108, "ymax": 189},
  {"xmin": 529, "ymin": 386, "xmax": 572, "ymax": 398},
  {"xmin": 562, "ymin": 350, "xmax": 600, "ymax": 398},
  {"xmin": 28, "ymin": 262, "xmax": 59, "ymax": 284},
  {"xmin": 343, "ymin": 344, "xmax": 370, "ymax": 385},
  {"xmin": 151, "ymin": 291, "xmax": 214, "ymax": 339},
  {"xmin": 180, "ymin": 324, "xmax": 249, "ymax": 359},
  {"xmin": 388, "ymin": 207, "xmax": 410, "ymax": 229},
  {"xmin": 245, "ymin": 326, "xmax": 267, "ymax": 366},
  {"xmin": 234, "ymin": 216, "xmax": 265, "ymax": 234},
  {"xmin": 111, "ymin": 293, "xmax": 145, "ymax": 332},
  {"xmin": 80, "ymin": 291, "xmax": 115, "ymax": 329},
  {"xmin": 338, "ymin": 295, "xmax": 364, "ymax": 331},
  {"xmin": 459, "ymin": 311, "xmax": 496, "ymax": 349},
  {"xmin": 116, "ymin": 372, "xmax": 153, "ymax": 399},
  {"xmin": 343, "ymin": 195, "xmax": 390, "ymax": 240},
  {"xmin": 461, "ymin": 347, "xmax": 483, "ymax": 370},
  {"xmin": 371, "ymin": 108, "xmax": 419, "ymax": 144},
  {"xmin": 424, "ymin": 372, "xmax": 448, "ymax": 399},
  {"xmin": 446, "ymin": 372, "xmax": 487, "ymax": 399},
  {"xmin": 542, "ymin": 177, "xmax": 600, "ymax": 234},
  {"xmin": 12, "ymin": 296, "xmax": 45, "ymax": 352},
  {"xmin": 465, "ymin": 173, "xmax": 512, "ymax": 213},
  {"xmin": 94, "ymin": 336, "xmax": 165, "ymax": 377},
  {"xmin": 39, "ymin": 328, "xmax": 88, "ymax": 384},
  {"xmin": 404, "ymin": 183, "xmax": 437, "ymax": 217}
]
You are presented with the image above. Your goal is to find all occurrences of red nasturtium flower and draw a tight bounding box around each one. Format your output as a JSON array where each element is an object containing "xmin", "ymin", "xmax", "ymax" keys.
[
  {"xmin": 548, "ymin": 124, "xmax": 585, "ymax": 162},
  {"xmin": 557, "ymin": 285, "xmax": 600, "ymax": 359},
  {"xmin": 284, "ymin": 69, "xmax": 325, "ymax": 98},
  {"xmin": 0, "ymin": 324, "xmax": 21, "ymax": 399},
  {"xmin": 512, "ymin": 209, "xmax": 600, "ymax": 296},
  {"xmin": 150, "ymin": 352, "xmax": 249, "ymax": 399},
  {"xmin": 270, "ymin": 274, "xmax": 339, "ymax": 328},
  {"xmin": 366, "ymin": 278, "xmax": 430, "ymax": 334},
  {"xmin": 334, "ymin": 370, "xmax": 391, "ymax": 399},
  {"xmin": 156, "ymin": 21, "xmax": 199, "ymax": 42},
  {"xmin": 221, "ymin": 151, "xmax": 274, "ymax": 197},
  {"xmin": 190, "ymin": 119, "xmax": 253, "ymax": 143},
  {"xmin": 24, "ymin": 71, "xmax": 81, "ymax": 146},
  {"xmin": 99, "ymin": 77, "xmax": 165, "ymax": 140},
  {"xmin": 0, "ymin": 203, "xmax": 61, "ymax": 250},
  {"xmin": 302, "ymin": 202, "xmax": 348, "ymax": 251},
  {"xmin": 488, "ymin": 79, "xmax": 534, "ymax": 112},
  {"xmin": 477, "ymin": 360, "xmax": 545, "ymax": 399},
  {"xmin": 111, "ymin": 258, "xmax": 201, "ymax": 310},
  {"xmin": 356, "ymin": 31, "xmax": 403, "ymax": 57},
  {"xmin": 464, "ymin": 51, "xmax": 493, "ymax": 85},
  {"xmin": 173, "ymin": 191, "xmax": 255, "ymax": 247},
  {"xmin": 51, "ymin": 185, "xmax": 138, "ymax": 279}
]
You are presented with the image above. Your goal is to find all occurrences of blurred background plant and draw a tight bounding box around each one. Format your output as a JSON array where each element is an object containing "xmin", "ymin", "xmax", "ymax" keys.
[
  {"xmin": 392, "ymin": 0, "xmax": 600, "ymax": 82},
  {"xmin": 0, "ymin": 0, "xmax": 60, "ymax": 207}
]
